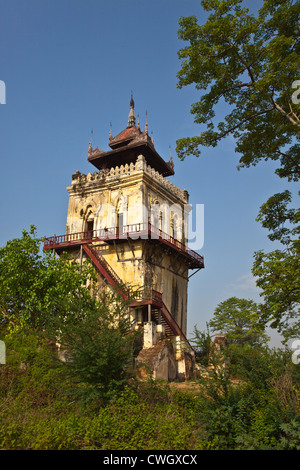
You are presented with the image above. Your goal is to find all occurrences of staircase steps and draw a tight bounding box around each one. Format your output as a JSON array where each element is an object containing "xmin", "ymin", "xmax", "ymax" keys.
[
  {"xmin": 82, "ymin": 243, "xmax": 190, "ymax": 346},
  {"xmin": 152, "ymin": 308, "xmax": 173, "ymax": 337}
]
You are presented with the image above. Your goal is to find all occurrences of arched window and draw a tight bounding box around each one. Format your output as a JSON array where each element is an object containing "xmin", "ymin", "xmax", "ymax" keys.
[
  {"xmin": 83, "ymin": 206, "xmax": 94, "ymax": 238},
  {"xmin": 116, "ymin": 196, "xmax": 127, "ymax": 238},
  {"xmin": 171, "ymin": 213, "xmax": 178, "ymax": 240},
  {"xmin": 159, "ymin": 211, "xmax": 163, "ymax": 233},
  {"xmin": 151, "ymin": 200, "xmax": 160, "ymax": 230},
  {"xmin": 86, "ymin": 218, "xmax": 94, "ymax": 234},
  {"xmin": 117, "ymin": 209, "xmax": 124, "ymax": 237},
  {"xmin": 174, "ymin": 214, "xmax": 179, "ymax": 240}
]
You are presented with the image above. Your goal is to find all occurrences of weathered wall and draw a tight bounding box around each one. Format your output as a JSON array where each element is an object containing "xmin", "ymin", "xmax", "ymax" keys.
[{"xmin": 65, "ymin": 154, "xmax": 190, "ymax": 334}]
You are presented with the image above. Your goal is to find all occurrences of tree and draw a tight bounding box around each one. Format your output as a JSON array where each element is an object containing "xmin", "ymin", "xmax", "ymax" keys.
[
  {"xmin": 176, "ymin": 0, "xmax": 300, "ymax": 181},
  {"xmin": 57, "ymin": 290, "xmax": 140, "ymax": 404},
  {"xmin": 0, "ymin": 225, "xmax": 96, "ymax": 334},
  {"xmin": 252, "ymin": 192, "xmax": 300, "ymax": 341},
  {"xmin": 209, "ymin": 297, "xmax": 269, "ymax": 346},
  {"xmin": 176, "ymin": 0, "xmax": 300, "ymax": 339},
  {"xmin": 190, "ymin": 324, "xmax": 213, "ymax": 366},
  {"xmin": 0, "ymin": 226, "xmax": 140, "ymax": 403}
]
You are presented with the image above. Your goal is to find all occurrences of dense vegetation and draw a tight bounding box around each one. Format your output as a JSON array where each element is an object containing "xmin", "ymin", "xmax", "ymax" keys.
[
  {"xmin": 0, "ymin": 326, "xmax": 299, "ymax": 450},
  {"xmin": 0, "ymin": 225, "xmax": 299, "ymax": 451}
]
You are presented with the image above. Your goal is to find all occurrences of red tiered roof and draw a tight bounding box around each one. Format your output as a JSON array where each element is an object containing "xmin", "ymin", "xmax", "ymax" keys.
[{"xmin": 87, "ymin": 97, "xmax": 175, "ymax": 177}]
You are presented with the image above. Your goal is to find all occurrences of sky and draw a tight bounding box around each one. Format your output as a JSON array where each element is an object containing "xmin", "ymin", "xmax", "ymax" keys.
[{"xmin": 0, "ymin": 0, "xmax": 296, "ymax": 347}]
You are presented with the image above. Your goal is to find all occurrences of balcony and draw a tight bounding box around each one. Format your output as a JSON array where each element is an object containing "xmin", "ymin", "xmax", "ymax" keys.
[
  {"xmin": 129, "ymin": 286, "xmax": 163, "ymax": 308},
  {"xmin": 44, "ymin": 222, "xmax": 204, "ymax": 269}
]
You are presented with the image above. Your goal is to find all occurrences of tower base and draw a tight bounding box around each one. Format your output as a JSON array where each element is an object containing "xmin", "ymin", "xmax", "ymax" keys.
[{"xmin": 135, "ymin": 323, "xmax": 195, "ymax": 382}]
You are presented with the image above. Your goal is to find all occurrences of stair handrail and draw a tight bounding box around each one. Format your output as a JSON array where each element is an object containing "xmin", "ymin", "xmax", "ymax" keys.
[{"xmin": 87, "ymin": 244, "xmax": 122, "ymax": 285}]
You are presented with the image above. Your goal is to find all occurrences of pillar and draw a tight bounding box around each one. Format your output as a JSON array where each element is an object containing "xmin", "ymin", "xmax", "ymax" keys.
[{"xmin": 143, "ymin": 322, "xmax": 157, "ymax": 349}]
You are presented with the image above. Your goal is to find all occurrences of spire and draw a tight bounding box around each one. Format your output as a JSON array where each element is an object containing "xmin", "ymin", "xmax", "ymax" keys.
[
  {"xmin": 168, "ymin": 145, "xmax": 174, "ymax": 171},
  {"xmin": 127, "ymin": 91, "xmax": 136, "ymax": 128},
  {"xmin": 88, "ymin": 128, "xmax": 93, "ymax": 154},
  {"xmin": 89, "ymin": 128, "xmax": 93, "ymax": 145},
  {"xmin": 144, "ymin": 110, "xmax": 148, "ymax": 135},
  {"xmin": 151, "ymin": 130, "xmax": 154, "ymax": 144}
]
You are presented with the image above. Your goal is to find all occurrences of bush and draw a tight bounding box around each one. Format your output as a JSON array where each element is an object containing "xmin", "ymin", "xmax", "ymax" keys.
[
  {"xmin": 1, "ymin": 321, "xmax": 299, "ymax": 450},
  {"xmin": 193, "ymin": 343, "xmax": 300, "ymax": 450},
  {"xmin": 56, "ymin": 292, "xmax": 142, "ymax": 405},
  {"xmin": 0, "ymin": 378, "xmax": 204, "ymax": 450}
]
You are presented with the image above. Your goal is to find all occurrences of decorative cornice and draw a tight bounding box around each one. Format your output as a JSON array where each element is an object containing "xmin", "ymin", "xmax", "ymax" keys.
[{"xmin": 70, "ymin": 155, "xmax": 188, "ymax": 203}]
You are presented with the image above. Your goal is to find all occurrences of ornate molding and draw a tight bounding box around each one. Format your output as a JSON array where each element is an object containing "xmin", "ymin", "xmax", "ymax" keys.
[{"xmin": 71, "ymin": 156, "xmax": 188, "ymax": 203}]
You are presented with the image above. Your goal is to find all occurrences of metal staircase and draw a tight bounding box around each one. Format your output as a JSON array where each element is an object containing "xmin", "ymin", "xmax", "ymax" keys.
[
  {"xmin": 152, "ymin": 308, "xmax": 173, "ymax": 337},
  {"xmin": 44, "ymin": 230, "xmax": 196, "ymax": 343},
  {"xmin": 82, "ymin": 245, "xmax": 188, "ymax": 342},
  {"xmin": 83, "ymin": 243, "xmax": 129, "ymax": 300}
]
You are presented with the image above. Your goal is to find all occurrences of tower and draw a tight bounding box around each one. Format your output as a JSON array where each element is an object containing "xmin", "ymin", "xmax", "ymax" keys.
[{"xmin": 44, "ymin": 97, "xmax": 204, "ymax": 380}]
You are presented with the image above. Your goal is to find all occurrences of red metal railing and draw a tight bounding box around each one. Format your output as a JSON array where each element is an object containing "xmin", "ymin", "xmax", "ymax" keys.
[
  {"xmin": 43, "ymin": 229, "xmax": 102, "ymax": 247},
  {"xmin": 44, "ymin": 222, "xmax": 204, "ymax": 268},
  {"xmin": 129, "ymin": 286, "xmax": 163, "ymax": 307},
  {"xmin": 127, "ymin": 286, "xmax": 189, "ymax": 343},
  {"xmin": 81, "ymin": 246, "xmax": 189, "ymax": 342},
  {"xmin": 45, "ymin": 234, "xmax": 190, "ymax": 342},
  {"xmin": 160, "ymin": 302, "xmax": 189, "ymax": 343},
  {"xmin": 83, "ymin": 244, "xmax": 125, "ymax": 292}
]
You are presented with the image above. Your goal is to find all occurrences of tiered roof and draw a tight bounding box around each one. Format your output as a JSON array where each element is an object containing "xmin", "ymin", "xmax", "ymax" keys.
[{"xmin": 87, "ymin": 96, "xmax": 175, "ymax": 177}]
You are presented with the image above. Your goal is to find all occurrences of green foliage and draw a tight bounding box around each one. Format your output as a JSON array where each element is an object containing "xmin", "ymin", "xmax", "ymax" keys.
[
  {"xmin": 256, "ymin": 190, "xmax": 299, "ymax": 245},
  {"xmin": 57, "ymin": 291, "xmax": 141, "ymax": 405},
  {"xmin": 0, "ymin": 226, "xmax": 141, "ymax": 405},
  {"xmin": 190, "ymin": 324, "xmax": 212, "ymax": 366},
  {"xmin": 0, "ymin": 324, "xmax": 299, "ymax": 450},
  {"xmin": 196, "ymin": 344, "xmax": 300, "ymax": 449},
  {"xmin": 252, "ymin": 192, "xmax": 300, "ymax": 340},
  {"xmin": 0, "ymin": 225, "xmax": 96, "ymax": 334},
  {"xmin": 0, "ymin": 343, "xmax": 202, "ymax": 450},
  {"xmin": 176, "ymin": 0, "xmax": 300, "ymax": 342},
  {"xmin": 176, "ymin": 0, "xmax": 300, "ymax": 181},
  {"xmin": 85, "ymin": 387, "xmax": 200, "ymax": 450},
  {"xmin": 0, "ymin": 227, "xmax": 299, "ymax": 450},
  {"xmin": 278, "ymin": 415, "xmax": 300, "ymax": 450}
]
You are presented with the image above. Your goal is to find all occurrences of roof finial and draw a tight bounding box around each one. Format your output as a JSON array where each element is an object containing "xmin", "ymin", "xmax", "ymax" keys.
[
  {"xmin": 109, "ymin": 122, "xmax": 112, "ymax": 140},
  {"xmin": 144, "ymin": 110, "xmax": 148, "ymax": 135},
  {"xmin": 88, "ymin": 128, "xmax": 93, "ymax": 154},
  {"xmin": 168, "ymin": 145, "xmax": 174, "ymax": 171},
  {"xmin": 127, "ymin": 91, "xmax": 136, "ymax": 128},
  {"xmin": 130, "ymin": 90, "xmax": 134, "ymax": 108}
]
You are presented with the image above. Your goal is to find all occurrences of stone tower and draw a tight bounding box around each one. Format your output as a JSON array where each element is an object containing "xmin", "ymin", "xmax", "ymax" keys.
[{"xmin": 44, "ymin": 97, "xmax": 204, "ymax": 380}]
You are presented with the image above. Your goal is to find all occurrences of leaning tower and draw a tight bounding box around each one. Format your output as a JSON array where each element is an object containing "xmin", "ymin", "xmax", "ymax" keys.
[{"xmin": 44, "ymin": 97, "xmax": 204, "ymax": 380}]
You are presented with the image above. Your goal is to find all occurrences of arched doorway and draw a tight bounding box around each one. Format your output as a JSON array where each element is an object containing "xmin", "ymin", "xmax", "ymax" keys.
[{"xmin": 83, "ymin": 206, "xmax": 94, "ymax": 239}]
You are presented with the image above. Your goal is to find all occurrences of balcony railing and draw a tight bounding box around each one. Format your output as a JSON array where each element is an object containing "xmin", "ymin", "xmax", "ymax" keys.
[
  {"xmin": 128, "ymin": 286, "xmax": 190, "ymax": 344},
  {"xmin": 129, "ymin": 286, "xmax": 163, "ymax": 307},
  {"xmin": 44, "ymin": 222, "xmax": 204, "ymax": 268}
]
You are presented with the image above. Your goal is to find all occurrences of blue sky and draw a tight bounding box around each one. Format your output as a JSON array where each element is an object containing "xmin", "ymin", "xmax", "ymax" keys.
[{"xmin": 0, "ymin": 0, "xmax": 296, "ymax": 346}]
